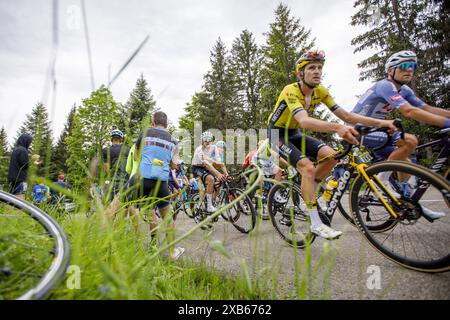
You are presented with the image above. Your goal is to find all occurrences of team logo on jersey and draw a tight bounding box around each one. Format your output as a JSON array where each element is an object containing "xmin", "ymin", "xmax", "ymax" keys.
[
  {"xmin": 382, "ymin": 104, "xmax": 394, "ymax": 112},
  {"xmin": 391, "ymin": 94, "xmax": 403, "ymax": 102}
]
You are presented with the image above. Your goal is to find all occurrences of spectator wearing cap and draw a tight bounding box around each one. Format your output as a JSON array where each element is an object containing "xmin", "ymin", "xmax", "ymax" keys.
[{"xmin": 50, "ymin": 174, "xmax": 70, "ymax": 203}]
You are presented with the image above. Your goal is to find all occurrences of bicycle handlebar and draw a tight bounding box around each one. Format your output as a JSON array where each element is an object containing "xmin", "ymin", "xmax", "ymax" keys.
[
  {"xmin": 435, "ymin": 127, "xmax": 450, "ymax": 136},
  {"xmin": 334, "ymin": 119, "xmax": 405, "ymax": 160}
]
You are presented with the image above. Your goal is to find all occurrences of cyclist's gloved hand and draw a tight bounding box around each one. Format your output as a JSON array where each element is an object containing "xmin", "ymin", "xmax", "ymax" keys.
[{"xmin": 381, "ymin": 120, "xmax": 398, "ymax": 134}]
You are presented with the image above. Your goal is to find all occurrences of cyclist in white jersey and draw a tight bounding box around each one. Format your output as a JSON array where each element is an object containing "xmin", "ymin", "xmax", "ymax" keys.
[{"xmin": 191, "ymin": 131, "xmax": 228, "ymax": 212}]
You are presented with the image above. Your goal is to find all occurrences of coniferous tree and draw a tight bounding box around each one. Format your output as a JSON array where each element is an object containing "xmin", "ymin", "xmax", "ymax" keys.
[
  {"xmin": 230, "ymin": 30, "xmax": 263, "ymax": 129},
  {"xmin": 52, "ymin": 105, "xmax": 76, "ymax": 177},
  {"xmin": 122, "ymin": 74, "xmax": 157, "ymax": 140},
  {"xmin": 0, "ymin": 127, "xmax": 10, "ymax": 189},
  {"xmin": 15, "ymin": 102, "xmax": 54, "ymax": 177},
  {"xmin": 202, "ymin": 38, "xmax": 238, "ymax": 130},
  {"xmin": 260, "ymin": 3, "xmax": 315, "ymax": 122}
]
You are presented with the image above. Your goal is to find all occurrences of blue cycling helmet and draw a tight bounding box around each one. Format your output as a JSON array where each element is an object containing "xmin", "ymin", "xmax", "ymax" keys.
[
  {"xmin": 215, "ymin": 140, "xmax": 226, "ymax": 148},
  {"xmin": 111, "ymin": 129, "xmax": 124, "ymax": 139}
]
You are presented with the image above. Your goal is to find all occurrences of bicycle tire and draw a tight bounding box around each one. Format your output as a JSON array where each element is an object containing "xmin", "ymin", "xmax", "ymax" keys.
[
  {"xmin": 223, "ymin": 188, "xmax": 256, "ymax": 234},
  {"xmin": 445, "ymin": 168, "xmax": 450, "ymax": 208},
  {"xmin": 267, "ymin": 182, "xmax": 315, "ymax": 248},
  {"xmin": 0, "ymin": 191, "xmax": 71, "ymax": 299},
  {"xmin": 350, "ymin": 161, "xmax": 450, "ymax": 273}
]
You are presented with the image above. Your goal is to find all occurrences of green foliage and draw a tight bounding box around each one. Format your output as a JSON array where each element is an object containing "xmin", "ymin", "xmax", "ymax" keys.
[
  {"xmin": 121, "ymin": 74, "xmax": 157, "ymax": 141},
  {"xmin": 0, "ymin": 127, "xmax": 10, "ymax": 189},
  {"xmin": 180, "ymin": 3, "xmax": 320, "ymax": 146},
  {"xmin": 230, "ymin": 30, "xmax": 263, "ymax": 129},
  {"xmin": 15, "ymin": 102, "xmax": 54, "ymax": 177},
  {"xmin": 351, "ymin": 0, "xmax": 449, "ymax": 114},
  {"xmin": 259, "ymin": 3, "xmax": 315, "ymax": 122},
  {"xmin": 66, "ymin": 86, "xmax": 121, "ymax": 190},
  {"xmin": 52, "ymin": 105, "xmax": 76, "ymax": 178}
]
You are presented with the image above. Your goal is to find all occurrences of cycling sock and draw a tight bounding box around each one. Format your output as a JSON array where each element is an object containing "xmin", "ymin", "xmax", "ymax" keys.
[
  {"xmin": 306, "ymin": 200, "xmax": 321, "ymax": 227},
  {"xmin": 206, "ymin": 193, "xmax": 214, "ymax": 206}
]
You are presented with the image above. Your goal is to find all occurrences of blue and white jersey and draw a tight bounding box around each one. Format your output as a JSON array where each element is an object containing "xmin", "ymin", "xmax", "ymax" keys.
[
  {"xmin": 136, "ymin": 128, "xmax": 178, "ymax": 181},
  {"xmin": 352, "ymin": 79, "xmax": 426, "ymax": 120}
]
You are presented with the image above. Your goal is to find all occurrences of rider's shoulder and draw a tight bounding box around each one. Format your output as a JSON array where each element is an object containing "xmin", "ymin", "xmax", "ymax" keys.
[
  {"xmin": 315, "ymin": 84, "xmax": 332, "ymax": 95},
  {"xmin": 399, "ymin": 84, "xmax": 414, "ymax": 94},
  {"xmin": 374, "ymin": 79, "xmax": 397, "ymax": 92}
]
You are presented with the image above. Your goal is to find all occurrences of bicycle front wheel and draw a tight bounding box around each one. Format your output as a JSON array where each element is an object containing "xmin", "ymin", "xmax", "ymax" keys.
[
  {"xmin": 350, "ymin": 161, "xmax": 450, "ymax": 273},
  {"xmin": 0, "ymin": 191, "xmax": 71, "ymax": 299}
]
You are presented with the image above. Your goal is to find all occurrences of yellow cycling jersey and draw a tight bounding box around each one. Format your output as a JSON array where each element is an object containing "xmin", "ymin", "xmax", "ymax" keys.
[{"xmin": 267, "ymin": 82, "xmax": 339, "ymax": 129}]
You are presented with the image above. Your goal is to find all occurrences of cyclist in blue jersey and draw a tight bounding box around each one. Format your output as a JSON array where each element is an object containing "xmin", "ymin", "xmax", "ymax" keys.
[
  {"xmin": 129, "ymin": 111, "xmax": 184, "ymax": 260},
  {"xmin": 352, "ymin": 50, "xmax": 450, "ymax": 219}
]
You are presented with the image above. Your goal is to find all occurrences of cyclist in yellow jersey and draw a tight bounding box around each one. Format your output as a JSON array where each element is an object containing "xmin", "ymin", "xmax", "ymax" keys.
[{"xmin": 268, "ymin": 49, "xmax": 397, "ymax": 240}]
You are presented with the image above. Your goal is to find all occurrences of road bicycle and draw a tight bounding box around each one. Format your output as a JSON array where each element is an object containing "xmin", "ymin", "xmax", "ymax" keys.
[
  {"xmin": 190, "ymin": 174, "xmax": 256, "ymax": 233},
  {"xmin": 267, "ymin": 121, "xmax": 450, "ymax": 273},
  {"xmin": 337, "ymin": 126, "xmax": 450, "ymax": 226},
  {"xmin": 0, "ymin": 190, "xmax": 71, "ymax": 299}
]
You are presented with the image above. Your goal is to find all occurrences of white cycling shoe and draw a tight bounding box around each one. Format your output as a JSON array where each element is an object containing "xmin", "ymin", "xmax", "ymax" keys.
[
  {"xmin": 310, "ymin": 224, "xmax": 342, "ymax": 240},
  {"xmin": 422, "ymin": 206, "xmax": 447, "ymax": 220},
  {"xmin": 207, "ymin": 203, "xmax": 217, "ymax": 213}
]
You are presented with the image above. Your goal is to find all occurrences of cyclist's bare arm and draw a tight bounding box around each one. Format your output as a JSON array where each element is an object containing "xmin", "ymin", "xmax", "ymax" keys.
[
  {"xmin": 398, "ymin": 103, "xmax": 448, "ymax": 127},
  {"xmin": 204, "ymin": 161, "xmax": 224, "ymax": 179},
  {"xmin": 333, "ymin": 108, "xmax": 396, "ymax": 132},
  {"xmin": 421, "ymin": 105, "xmax": 450, "ymax": 118},
  {"xmin": 293, "ymin": 110, "xmax": 359, "ymax": 145}
]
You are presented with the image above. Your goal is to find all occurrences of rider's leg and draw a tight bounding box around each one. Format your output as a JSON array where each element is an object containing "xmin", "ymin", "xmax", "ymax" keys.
[
  {"xmin": 388, "ymin": 133, "xmax": 418, "ymax": 161},
  {"xmin": 314, "ymin": 146, "xmax": 338, "ymax": 181},
  {"xmin": 296, "ymin": 154, "xmax": 342, "ymax": 239},
  {"xmin": 296, "ymin": 158, "xmax": 322, "ymax": 228},
  {"xmin": 205, "ymin": 174, "xmax": 217, "ymax": 212}
]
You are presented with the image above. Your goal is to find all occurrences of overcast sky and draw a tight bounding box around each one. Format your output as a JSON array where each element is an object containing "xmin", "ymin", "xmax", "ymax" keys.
[{"xmin": 0, "ymin": 0, "xmax": 377, "ymax": 145}]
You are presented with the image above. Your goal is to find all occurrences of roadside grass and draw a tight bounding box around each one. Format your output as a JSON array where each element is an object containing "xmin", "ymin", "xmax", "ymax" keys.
[{"xmin": 1, "ymin": 171, "xmax": 339, "ymax": 300}]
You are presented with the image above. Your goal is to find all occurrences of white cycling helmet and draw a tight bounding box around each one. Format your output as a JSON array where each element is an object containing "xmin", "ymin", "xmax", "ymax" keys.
[
  {"xmin": 201, "ymin": 131, "xmax": 214, "ymax": 142},
  {"xmin": 215, "ymin": 140, "xmax": 226, "ymax": 148},
  {"xmin": 385, "ymin": 50, "xmax": 417, "ymax": 72}
]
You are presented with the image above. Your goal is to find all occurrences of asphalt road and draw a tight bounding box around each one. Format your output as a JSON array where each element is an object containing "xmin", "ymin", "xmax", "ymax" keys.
[{"xmin": 173, "ymin": 194, "xmax": 450, "ymax": 300}]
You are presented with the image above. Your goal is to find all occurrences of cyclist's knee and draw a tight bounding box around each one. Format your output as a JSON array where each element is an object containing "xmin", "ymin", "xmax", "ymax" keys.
[
  {"xmin": 400, "ymin": 134, "xmax": 418, "ymax": 152},
  {"xmin": 205, "ymin": 174, "xmax": 215, "ymax": 185},
  {"xmin": 297, "ymin": 159, "xmax": 315, "ymax": 178}
]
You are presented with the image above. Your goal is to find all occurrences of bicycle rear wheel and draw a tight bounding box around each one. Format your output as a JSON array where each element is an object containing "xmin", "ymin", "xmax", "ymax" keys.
[
  {"xmin": 0, "ymin": 191, "xmax": 71, "ymax": 299},
  {"xmin": 221, "ymin": 188, "xmax": 256, "ymax": 234},
  {"xmin": 350, "ymin": 161, "xmax": 450, "ymax": 273},
  {"xmin": 267, "ymin": 182, "xmax": 315, "ymax": 248}
]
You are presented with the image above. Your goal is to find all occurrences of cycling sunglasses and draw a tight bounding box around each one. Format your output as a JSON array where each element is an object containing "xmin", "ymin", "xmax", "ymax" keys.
[
  {"xmin": 398, "ymin": 62, "xmax": 417, "ymax": 71},
  {"xmin": 304, "ymin": 50, "xmax": 325, "ymax": 60}
]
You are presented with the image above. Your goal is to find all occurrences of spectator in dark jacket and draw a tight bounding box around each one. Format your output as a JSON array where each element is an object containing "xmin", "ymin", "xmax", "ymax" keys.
[{"xmin": 8, "ymin": 133, "xmax": 33, "ymax": 198}]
